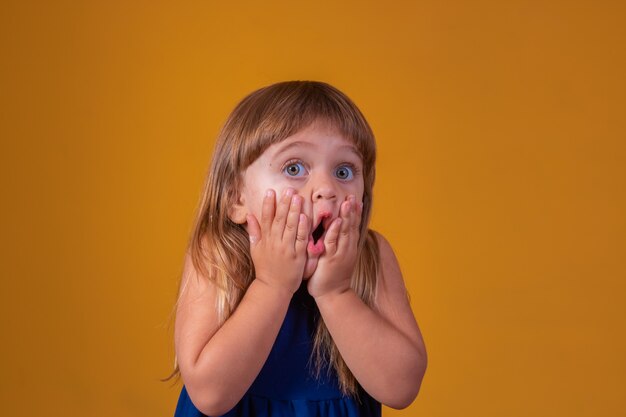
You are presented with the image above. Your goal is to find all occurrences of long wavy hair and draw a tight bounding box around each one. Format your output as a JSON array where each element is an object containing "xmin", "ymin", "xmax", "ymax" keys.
[{"xmin": 172, "ymin": 80, "xmax": 380, "ymax": 396}]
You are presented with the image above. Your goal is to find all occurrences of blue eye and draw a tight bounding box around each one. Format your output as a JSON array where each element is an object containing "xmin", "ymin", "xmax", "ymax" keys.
[
  {"xmin": 284, "ymin": 161, "xmax": 306, "ymax": 177},
  {"xmin": 335, "ymin": 165, "xmax": 354, "ymax": 180}
]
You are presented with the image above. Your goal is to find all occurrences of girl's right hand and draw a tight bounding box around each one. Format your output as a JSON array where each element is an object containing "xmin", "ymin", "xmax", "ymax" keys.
[{"xmin": 246, "ymin": 188, "xmax": 310, "ymax": 295}]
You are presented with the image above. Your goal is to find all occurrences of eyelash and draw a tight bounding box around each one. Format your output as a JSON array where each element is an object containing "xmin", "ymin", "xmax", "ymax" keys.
[
  {"xmin": 281, "ymin": 159, "xmax": 360, "ymax": 180},
  {"xmin": 282, "ymin": 159, "xmax": 307, "ymax": 177},
  {"xmin": 335, "ymin": 163, "xmax": 359, "ymax": 180}
]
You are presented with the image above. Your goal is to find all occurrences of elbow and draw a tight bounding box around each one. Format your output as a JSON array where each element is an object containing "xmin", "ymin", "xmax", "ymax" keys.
[
  {"xmin": 384, "ymin": 349, "xmax": 428, "ymax": 409},
  {"xmin": 196, "ymin": 401, "xmax": 233, "ymax": 417},
  {"xmin": 384, "ymin": 373, "xmax": 426, "ymax": 410},
  {"xmin": 183, "ymin": 375, "xmax": 240, "ymax": 416},
  {"xmin": 186, "ymin": 386, "xmax": 238, "ymax": 417},
  {"xmin": 178, "ymin": 359, "xmax": 243, "ymax": 415},
  {"xmin": 384, "ymin": 377, "xmax": 423, "ymax": 410},
  {"xmin": 385, "ymin": 397, "xmax": 416, "ymax": 411}
]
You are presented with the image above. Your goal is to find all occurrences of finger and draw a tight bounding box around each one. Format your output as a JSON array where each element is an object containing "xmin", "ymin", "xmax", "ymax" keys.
[
  {"xmin": 340, "ymin": 198, "xmax": 352, "ymax": 237},
  {"xmin": 295, "ymin": 213, "xmax": 310, "ymax": 253},
  {"xmin": 273, "ymin": 188, "xmax": 294, "ymax": 233},
  {"xmin": 323, "ymin": 217, "xmax": 343, "ymax": 255},
  {"xmin": 349, "ymin": 195, "xmax": 360, "ymax": 232},
  {"xmin": 334, "ymin": 198, "xmax": 353, "ymax": 254},
  {"xmin": 261, "ymin": 189, "xmax": 276, "ymax": 232},
  {"xmin": 246, "ymin": 214, "xmax": 262, "ymax": 246},
  {"xmin": 283, "ymin": 194, "xmax": 302, "ymax": 242},
  {"xmin": 356, "ymin": 199, "xmax": 364, "ymax": 229}
]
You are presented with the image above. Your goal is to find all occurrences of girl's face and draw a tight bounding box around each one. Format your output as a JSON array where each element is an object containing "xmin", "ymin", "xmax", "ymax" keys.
[{"xmin": 231, "ymin": 121, "xmax": 365, "ymax": 279}]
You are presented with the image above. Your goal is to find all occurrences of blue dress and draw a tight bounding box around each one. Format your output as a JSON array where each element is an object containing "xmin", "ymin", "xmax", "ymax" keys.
[{"xmin": 174, "ymin": 281, "xmax": 381, "ymax": 417}]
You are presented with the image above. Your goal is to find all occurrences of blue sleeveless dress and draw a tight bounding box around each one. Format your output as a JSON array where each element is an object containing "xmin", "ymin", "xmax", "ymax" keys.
[{"xmin": 174, "ymin": 282, "xmax": 381, "ymax": 417}]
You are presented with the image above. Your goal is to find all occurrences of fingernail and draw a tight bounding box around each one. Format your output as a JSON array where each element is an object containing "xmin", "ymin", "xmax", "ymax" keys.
[
  {"xmin": 285, "ymin": 188, "xmax": 294, "ymax": 197},
  {"xmin": 249, "ymin": 235, "xmax": 258, "ymax": 244},
  {"xmin": 266, "ymin": 189, "xmax": 273, "ymax": 197}
]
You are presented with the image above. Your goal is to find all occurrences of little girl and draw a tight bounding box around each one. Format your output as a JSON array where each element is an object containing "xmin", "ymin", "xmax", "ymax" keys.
[{"xmin": 172, "ymin": 81, "xmax": 427, "ymax": 417}]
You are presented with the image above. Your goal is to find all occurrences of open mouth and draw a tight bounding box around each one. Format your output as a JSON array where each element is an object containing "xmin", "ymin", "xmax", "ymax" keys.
[
  {"xmin": 307, "ymin": 213, "xmax": 333, "ymax": 256},
  {"xmin": 312, "ymin": 221, "xmax": 325, "ymax": 244}
]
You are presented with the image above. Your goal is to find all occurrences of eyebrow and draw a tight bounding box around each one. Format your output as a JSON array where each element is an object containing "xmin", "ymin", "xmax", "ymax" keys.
[
  {"xmin": 274, "ymin": 141, "xmax": 362, "ymax": 159},
  {"xmin": 274, "ymin": 141, "xmax": 314, "ymax": 155}
]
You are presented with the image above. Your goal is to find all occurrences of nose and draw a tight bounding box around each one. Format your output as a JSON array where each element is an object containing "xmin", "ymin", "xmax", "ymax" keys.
[{"xmin": 311, "ymin": 172, "xmax": 337, "ymax": 201}]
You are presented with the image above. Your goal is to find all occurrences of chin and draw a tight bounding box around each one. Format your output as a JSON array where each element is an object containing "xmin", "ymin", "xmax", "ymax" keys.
[{"xmin": 303, "ymin": 256, "xmax": 319, "ymax": 279}]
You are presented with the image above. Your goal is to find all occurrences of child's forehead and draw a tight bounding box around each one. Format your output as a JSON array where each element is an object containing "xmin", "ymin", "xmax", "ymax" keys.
[{"xmin": 266, "ymin": 124, "xmax": 361, "ymax": 159}]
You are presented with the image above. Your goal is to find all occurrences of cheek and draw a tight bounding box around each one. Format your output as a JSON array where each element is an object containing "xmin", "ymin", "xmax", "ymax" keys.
[
  {"xmin": 244, "ymin": 179, "xmax": 293, "ymax": 219},
  {"xmin": 246, "ymin": 190, "xmax": 265, "ymax": 220},
  {"xmin": 346, "ymin": 181, "xmax": 365, "ymax": 201},
  {"xmin": 255, "ymin": 179, "xmax": 294, "ymax": 200}
]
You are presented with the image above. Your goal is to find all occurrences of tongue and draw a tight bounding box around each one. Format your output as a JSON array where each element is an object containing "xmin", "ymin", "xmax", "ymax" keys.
[{"xmin": 308, "ymin": 236, "xmax": 325, "ymax": 256}]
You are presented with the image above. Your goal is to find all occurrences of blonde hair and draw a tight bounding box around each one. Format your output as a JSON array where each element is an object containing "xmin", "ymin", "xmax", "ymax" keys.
[{"xmin": 176, "ymin": 81, "xmax": 380, "ymax": 396}]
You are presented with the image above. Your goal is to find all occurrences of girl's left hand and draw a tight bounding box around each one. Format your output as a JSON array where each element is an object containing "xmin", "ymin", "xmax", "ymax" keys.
[{"xmin": 307, "ymin": 195, "xmax": 362, "ymax": 299}]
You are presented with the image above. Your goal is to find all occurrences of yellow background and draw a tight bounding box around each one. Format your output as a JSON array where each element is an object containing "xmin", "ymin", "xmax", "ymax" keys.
[{"xmin": 1, "ymin": 1, "xmax": 625, "ymax": 416}]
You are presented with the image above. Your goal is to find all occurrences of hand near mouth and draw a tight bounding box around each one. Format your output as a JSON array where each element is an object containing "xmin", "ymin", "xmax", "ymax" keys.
[
  {"xmin": 307, "ymin": 195, "xmax": 363, "ymax": 299},
  {"xmin": 247, "ymin": 188, "xmax": 311, "ymax": 295}
]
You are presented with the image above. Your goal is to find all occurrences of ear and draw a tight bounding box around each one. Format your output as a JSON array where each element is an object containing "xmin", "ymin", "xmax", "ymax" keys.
[{"xmin": 228, "ymin": 195, "xmax": 248, "ymax": 224}]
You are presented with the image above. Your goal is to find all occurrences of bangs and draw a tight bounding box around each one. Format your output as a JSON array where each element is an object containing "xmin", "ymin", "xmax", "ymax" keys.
[{"xmin": 224, "ymin": 81, "xmax": 376, "ymax": 171}]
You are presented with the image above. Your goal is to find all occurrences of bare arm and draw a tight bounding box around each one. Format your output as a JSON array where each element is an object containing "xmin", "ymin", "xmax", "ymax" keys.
[
  {"xmin": 175, "ymin": 189, "xmax": 309, "ymax": 416},
  {"xmin": 309, "ymin": 198, "xmax": 427, "ymax": 409},
  {"xmin": 175, "ymin": 266, "xmax": 292, "ymax": 415}
]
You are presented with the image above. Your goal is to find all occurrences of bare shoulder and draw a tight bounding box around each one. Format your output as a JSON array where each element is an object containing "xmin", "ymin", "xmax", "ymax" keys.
[
  {"xmin": 177, "ymin": 249, "xmax": 218, "ymax": 305},
  {"xmin": 371, "ymin": 230, "xmax": 425, "ymax": 349},
  {"xmin": 372, "ymin": 231, "xmax": 408, "ymax": 301}
]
